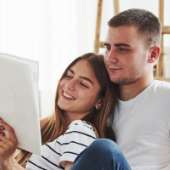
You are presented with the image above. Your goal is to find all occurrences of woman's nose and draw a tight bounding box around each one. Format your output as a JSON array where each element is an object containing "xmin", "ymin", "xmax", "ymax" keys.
[{"xmin": 65, "ymin": 79, "xmax": 76, "ymax": 91}]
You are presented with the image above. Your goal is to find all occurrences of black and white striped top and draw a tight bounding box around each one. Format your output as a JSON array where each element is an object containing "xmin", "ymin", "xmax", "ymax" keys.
[{"xmin": 26, "ymin": 120, "xmax": 97, "ymax": 170}]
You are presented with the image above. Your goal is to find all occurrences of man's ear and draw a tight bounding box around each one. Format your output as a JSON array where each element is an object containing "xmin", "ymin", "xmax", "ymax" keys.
[
  {"xmin": 147, "ymin": 46, "xmax": 160, "ymax": 64},
  {"xmin": 95, "ymin": 99, "xmax": 103, "ymax": 110}
]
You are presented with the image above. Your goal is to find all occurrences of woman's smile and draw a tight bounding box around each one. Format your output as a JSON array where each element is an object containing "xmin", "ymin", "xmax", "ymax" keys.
[{"xmin": 62, "ymin": 90, "xmax": 76, "ymax": 100}]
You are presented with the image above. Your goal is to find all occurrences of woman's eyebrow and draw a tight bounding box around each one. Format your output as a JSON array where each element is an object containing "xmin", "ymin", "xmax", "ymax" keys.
[
  {"xmin": 68, "ymin": 68, "xmax": 94, "ymax": 85},
  {"xmin": 67, "ymin": 69, "xmax": 74, "ymax": 74},
  {"xmin": 79, "ymin": 76, "xmax": 93, "ymax": 85}
]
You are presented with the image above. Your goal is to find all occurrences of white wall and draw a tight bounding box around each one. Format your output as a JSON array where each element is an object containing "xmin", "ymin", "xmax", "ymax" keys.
[{"xmin": 0, "ymin": 0, "xmax": 169, "ymax": 116}]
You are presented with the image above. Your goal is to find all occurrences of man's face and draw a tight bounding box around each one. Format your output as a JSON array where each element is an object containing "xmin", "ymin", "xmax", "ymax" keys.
[{"xmin": 104, "ymin": 25, "xmax": 151, "ymax": 85}]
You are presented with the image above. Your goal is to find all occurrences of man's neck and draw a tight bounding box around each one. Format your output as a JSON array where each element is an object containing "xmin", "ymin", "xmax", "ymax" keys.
[{"xmin": 119, "ymin": 76, "xmax": 153, "ymax": 101}]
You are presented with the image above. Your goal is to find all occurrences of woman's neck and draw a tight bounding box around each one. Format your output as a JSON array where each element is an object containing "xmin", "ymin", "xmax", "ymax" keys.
[{"xmin": 66, "ymin": 112, "xmax": 89, "ymax": 122}]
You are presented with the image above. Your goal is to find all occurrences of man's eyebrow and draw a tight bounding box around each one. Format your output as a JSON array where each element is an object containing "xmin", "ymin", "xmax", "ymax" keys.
[
  {"xmin": 114, "ymin": 43, "xmax": 131, "ymax": 48},
  {"xmin": 103, "ymin": 42, "xmax": 110, "ymax": 47},
  {"xmin": 103, "ymin": 42, "xmax": 131, "ymax": 48}
]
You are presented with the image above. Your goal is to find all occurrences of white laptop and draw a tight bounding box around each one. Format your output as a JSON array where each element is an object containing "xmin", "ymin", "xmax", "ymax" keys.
[{"xmin": 0, "ymin": 53, "xmax": 41, "ymax": 155}]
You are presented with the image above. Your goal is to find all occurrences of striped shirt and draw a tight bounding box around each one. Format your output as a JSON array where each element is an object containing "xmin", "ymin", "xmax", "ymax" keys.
[{"xmin": 26, "ymin": 120, "xmax": 97, "ymax": 170}]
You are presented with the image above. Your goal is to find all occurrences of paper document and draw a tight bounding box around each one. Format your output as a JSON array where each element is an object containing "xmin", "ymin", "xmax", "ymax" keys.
[{"xmin": 0, "ymin": 53, "xmax": 41, "ymax": 155}]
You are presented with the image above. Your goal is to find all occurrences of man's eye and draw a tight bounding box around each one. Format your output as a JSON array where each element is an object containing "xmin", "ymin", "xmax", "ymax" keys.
[
  {"xmin": 117, "ymin": 47, "xmax": 129, "ymax": 52},
  {"xmin": 104, "ymin": 45, "xmax": 111, "ymax": 51}
]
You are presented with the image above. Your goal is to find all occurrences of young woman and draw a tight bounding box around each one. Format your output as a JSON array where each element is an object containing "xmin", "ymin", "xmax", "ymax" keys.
[{"xmin": 0, "ymin": 53, "xmax": 117, "ymax": 170}]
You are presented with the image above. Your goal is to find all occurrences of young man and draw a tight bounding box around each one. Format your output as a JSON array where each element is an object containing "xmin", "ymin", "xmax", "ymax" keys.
[{"xmin": 71, "ymin": 9, "xmax": 170, "ymax": 170}]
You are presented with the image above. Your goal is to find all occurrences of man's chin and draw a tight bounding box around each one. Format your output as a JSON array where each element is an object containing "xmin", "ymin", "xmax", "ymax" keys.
[{"xmin": 110, "ymin": 77, "xmax": 137, "ymax": 85}]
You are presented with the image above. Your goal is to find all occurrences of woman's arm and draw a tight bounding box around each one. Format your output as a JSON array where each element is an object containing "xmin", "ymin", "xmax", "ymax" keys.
[{"xmin": 62, "ymin": 161, "xmax": 73, "ymax": 170}]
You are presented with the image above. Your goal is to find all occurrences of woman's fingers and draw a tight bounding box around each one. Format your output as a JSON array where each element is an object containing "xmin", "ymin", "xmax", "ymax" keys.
[
  {"xmin": 0, "ymin": 118, "xmax": 18, "ymax": 142},
  {"xmin": 0, "ymin": 137, "xmax": 17, "ymax": 157},
  {"xmin": 0, "ymin": 118, "xmax": 18, "ymax": 160},
  {"xmin": 0, "ymin": 125, "xmax": 5, "ymax": 131}
]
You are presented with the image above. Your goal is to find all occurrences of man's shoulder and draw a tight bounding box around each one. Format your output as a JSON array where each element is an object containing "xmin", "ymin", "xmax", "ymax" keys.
[
  {"xmin": 152, "ymin": 80, "xmax": 170, "ymax": 95},
  {"xmin": 153, "ymin": 80, "xmax": 170, "ymax": 89}
]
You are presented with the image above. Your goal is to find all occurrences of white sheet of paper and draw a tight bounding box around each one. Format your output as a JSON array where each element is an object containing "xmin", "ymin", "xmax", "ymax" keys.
[{"xmin": 0, "ymin": 53, "xmax": 41, "ymax": 155}]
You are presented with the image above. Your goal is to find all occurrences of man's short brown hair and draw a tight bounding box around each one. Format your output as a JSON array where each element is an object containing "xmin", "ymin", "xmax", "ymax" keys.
[{"xmin": 108, "ymin": 9, "xmax": 161, "ymax": 46}]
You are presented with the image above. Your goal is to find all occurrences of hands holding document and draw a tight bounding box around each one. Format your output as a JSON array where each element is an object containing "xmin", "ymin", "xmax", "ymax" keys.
[
  {"xmin": 0, "ymin": 53, "xmax": 41, "ymax": 169},
  {"xmin": 0, "ymin": 53, "xmax": 41, "ymax": 155}
]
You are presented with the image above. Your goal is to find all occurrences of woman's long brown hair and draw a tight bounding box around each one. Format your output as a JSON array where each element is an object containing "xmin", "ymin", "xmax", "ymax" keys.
[{"xmin": 15, "ymin": 53, "xmax": 118, "ymax": 166}]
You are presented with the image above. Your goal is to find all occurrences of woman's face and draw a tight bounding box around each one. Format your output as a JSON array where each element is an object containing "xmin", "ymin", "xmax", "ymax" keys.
[{"xmin": 57, "ymin": 59, "xmax": 101, "ymax": 120}]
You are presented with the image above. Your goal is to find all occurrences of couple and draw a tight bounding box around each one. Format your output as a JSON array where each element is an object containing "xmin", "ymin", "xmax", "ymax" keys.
[{"xmin": 0, "ymin": 8, "xmax": 170, "ymax": 170}]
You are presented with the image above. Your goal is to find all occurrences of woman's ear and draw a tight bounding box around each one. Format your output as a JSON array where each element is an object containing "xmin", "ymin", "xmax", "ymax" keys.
[
  {"xmin": 147, "ymin": 46, "xmax": 160, "ymax": 64},
  {"xmin": 95, "ymin": 99, "xmax": 103, "ymax": 110}
]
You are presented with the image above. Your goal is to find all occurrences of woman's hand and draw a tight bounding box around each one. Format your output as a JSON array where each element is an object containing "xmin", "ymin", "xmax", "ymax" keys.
[{"xmin": 0, "ymin": 118, "xmax": 18, "ymax": 161}]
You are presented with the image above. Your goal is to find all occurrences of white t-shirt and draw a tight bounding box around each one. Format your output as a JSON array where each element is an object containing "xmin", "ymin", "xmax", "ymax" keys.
[
  {"xmin": 114, "ymin": 80, "xmax": 170, "ymax": 170},
  {"xmin": 26, "ymin": 120, "xmax": 97, "ymax": 170}
]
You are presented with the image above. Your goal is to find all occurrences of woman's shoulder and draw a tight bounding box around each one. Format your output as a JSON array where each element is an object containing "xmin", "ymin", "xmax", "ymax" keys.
[
  {"xmin": 65, "ymin": 120, "xmax": 97, "ymax": 138},
  {"xmin": 68, "ymin": 120, "xmax": 94, "ymax": 129}
]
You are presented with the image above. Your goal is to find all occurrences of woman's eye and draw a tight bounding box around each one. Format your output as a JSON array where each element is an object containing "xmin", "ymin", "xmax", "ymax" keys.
[
  {"xmin": 64, "ymin": 74, "xmax": 73, "ymax": 79},
  {"xmin": 80, "ymin": 82, "xmax": 89, "ymax": 88}
]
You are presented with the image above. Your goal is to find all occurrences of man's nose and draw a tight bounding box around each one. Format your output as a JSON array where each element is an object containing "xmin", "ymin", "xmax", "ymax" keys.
[{"xmin": 105, "ymin": 48, "xmax": 118, "ymax": 63}]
